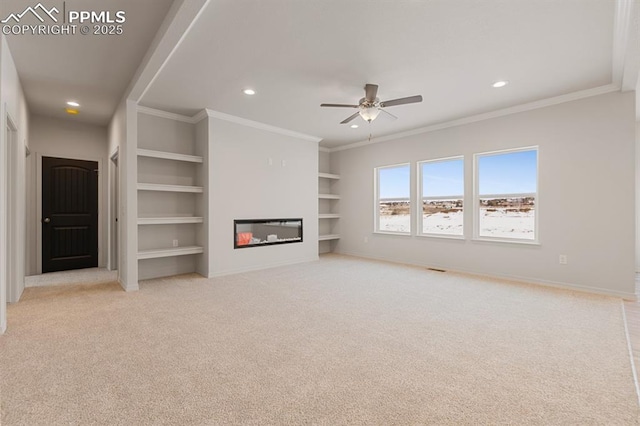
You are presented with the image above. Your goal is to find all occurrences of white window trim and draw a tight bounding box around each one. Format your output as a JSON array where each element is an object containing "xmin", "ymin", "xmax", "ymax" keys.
[
  {"xmin": 473, "ymin": 146, "xmax": 539, "ymax": 244},
  {"xmin": 417, "ymin": 156, "xmax": 464, "ymax": 238},
  {"xmin": 374, "ymin": 162, "xmax": 411, "ymax": 235}
]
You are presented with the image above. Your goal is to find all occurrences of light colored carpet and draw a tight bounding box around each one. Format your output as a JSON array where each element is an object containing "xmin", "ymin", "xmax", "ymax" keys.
[
  {"xmin": 25, "ymin": 268, "xmax": 117, "ymax": 288},
  {"xmin": 2, "ymin": 254, "xmax": 639, "ymax": 425}
]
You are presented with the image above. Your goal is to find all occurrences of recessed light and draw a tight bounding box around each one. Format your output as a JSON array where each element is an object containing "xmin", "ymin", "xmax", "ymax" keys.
[
  {"xmin": 350, "ymin": 124, "xmax": 359, "ymax": 129},
  {"xmin": 66, "ymin": 101, "xmax": 80, "ymax": 107},
  {"xmin": 243, "ymin": 89, "xmax": 256, "ymax": 95},
  {"xmin": 492, "ymin": 80, "xmax": 508, "ymax": 88}
]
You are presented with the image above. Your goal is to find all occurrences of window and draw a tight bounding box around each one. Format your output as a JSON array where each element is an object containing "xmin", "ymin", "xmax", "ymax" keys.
[
  {"xmin": 375, "ymin": 163, "xmax": 410, "ymax": 234},
  {"xmin": 418, "ymin": 157, "xmax": 464, "ymax": 237},
  {"xmin": 475, "ymin": 147, "xmax": 538, "ymax": 242}
]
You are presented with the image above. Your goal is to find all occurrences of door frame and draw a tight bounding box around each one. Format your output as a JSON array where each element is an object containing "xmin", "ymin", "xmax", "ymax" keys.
[
  {"xmin": 36, "ymin": 153, "xmax": 104, "ymax": 274},
  {"xmin": 6, "ymin": 113, "xmax": 20, "ymax": 302},
  {"xmin": 108, "ymin": 148, "xmax": 118, "ymax": 271}
]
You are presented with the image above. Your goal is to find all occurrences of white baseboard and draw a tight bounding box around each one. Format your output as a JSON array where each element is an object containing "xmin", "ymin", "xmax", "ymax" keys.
[
  {"xmin": 209, "ymin": 256, "xmax": 319, "ymax": 278},
  {"xmin": 120, "ymin": 279, "xmax": 139, "ymax": 292},
  {"xmin": 336, "ymin": 250, "xmax": 637, "ymax": 301}
]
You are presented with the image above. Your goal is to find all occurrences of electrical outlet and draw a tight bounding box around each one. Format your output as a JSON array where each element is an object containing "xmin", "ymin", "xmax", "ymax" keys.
[
  {"xmin": 364, "ymin": 236, "xmax": 369, "ymax": 243},
  {"xmin": 559, "ymin": 254, "xmax": 567, "ymax": 265},
  {"xmin": 268, "ymin": 157, "xmax": 273, "ymax": 166},
  {"xmin": 172, "ymin": 239, "xmax": 179, "ymax": 247},
  {"xmin": 281, "ymin": 160, "xmax": 286, "ymax": 167}
]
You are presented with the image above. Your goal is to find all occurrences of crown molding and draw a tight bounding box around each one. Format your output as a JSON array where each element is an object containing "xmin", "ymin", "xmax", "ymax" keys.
[
  {"xmin": 318, "ymin": 146, "xmax": 331, "ymax": 153},
  {"xmin": 137, "ymin": 105, "xmax": 195, "ymax": 123},
  {"xmin": 191, "ymin": 109, "xmax": 208, "ymax": 123},
  {"xmin": 329, "ymin": 84, "xmax": 620, "ymax": 153},
  {"xmin": 204, "ymin": 109, "xmax": 322, "ymax": 143}
]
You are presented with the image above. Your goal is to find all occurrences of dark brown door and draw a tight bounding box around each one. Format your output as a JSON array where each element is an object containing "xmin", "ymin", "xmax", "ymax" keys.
[{"xmin": 42, "ymin": 157, "xmax": 98, "ymax": 273}]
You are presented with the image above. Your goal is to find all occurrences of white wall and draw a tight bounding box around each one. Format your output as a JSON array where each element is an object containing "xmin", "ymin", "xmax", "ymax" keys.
[
  {"xmin": 107, "ymin": 102, "xmax": 127, "ymax": 282},
  {"xmin": 209, "ymin": 117, "xmax": 319, "ymax": 276},
  {"xmin": 333, "ymin": 91, "xmax": 636, "ymax": 298},
  {"xmin": 636, "ymin": 121, "xmax": 640, "ymax": 272},
  {"xmin": 0, "ymin": 34, "xmax": 29, "ymax": 333},
  {"xmin": 26, "ymin": 115, "xmax": 108, "ymax": 275}
]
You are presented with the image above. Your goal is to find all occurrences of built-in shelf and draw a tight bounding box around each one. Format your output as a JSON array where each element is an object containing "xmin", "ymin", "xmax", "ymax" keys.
[
  {"xmin": 318, "ymin": 193, "xmax": 340, "ymax": 200},
  {"xmin": 138, "ymin": 246, "xmax": 204, "ymax": 260},
  {"xmin": 318, "ymin": 169, "xmax": 340, "ymax": 252},
  {"xmin": 138, "ymin": 183, "xmax": 203, "ymax": 193},
  {"xmin": 319, "ymin": 172, "xmax": 340, "ymax": 180},
  {"xmin": 138, "ymin": 217, "xmax": 204, "ymax": 225},
  {"xmin": 319, "ymin": 214, "xmax": 340, "ymax": 219},
  {"xmin": 137, "ymin": 148, "xmax": 203, "ymax": 163}
]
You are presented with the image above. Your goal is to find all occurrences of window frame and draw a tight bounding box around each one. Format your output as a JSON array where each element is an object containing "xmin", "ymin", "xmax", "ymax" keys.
[
  {"xmin": 473, "ymin": 146, "xmax": 539, "ymax": 245},
  {"xmin": 374, "ymin": 162, "xmax": 412, "ymax": 235},
  {"xmin": 416, "ymin": 155, "xmax": 465, "ymax": 239}
]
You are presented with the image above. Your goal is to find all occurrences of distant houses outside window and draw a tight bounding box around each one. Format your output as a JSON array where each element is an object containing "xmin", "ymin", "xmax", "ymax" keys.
[
  {"xmin": 418, "ymin": 157, "xmax": 464, "ymax": 237},
  {"xmin": 375, "ymin": 163, "xmax": 411, "ymax": 234},
  {"xmin": 475, "ymin": 147, "xmax": 538, "ymax": 242}
]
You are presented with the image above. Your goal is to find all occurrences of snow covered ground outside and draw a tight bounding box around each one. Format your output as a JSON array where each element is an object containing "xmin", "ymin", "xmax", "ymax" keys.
[{"xmin": 379, "ymin": 209, "xmax": 534, "ymax": 239}]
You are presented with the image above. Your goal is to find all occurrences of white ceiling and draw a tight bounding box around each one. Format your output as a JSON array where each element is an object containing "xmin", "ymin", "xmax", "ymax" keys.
[
  {"xmin": 1, "ymin": 0, "xmax": 174, "ymax": 125},
  {"xmin": 140, "ymin": 0, "xmax": 617, "ymax": 148}
]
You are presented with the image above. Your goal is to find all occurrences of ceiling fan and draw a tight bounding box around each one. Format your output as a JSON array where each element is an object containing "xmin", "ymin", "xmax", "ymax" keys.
[{"xmin": 321, "ymin": 84, "xmax": 423, "ymax": 124}]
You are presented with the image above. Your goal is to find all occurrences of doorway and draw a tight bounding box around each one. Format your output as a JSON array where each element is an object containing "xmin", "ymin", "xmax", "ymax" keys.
[{"xmin": 42, "ymin": 156, "xmax": 99, "ymax": 273}]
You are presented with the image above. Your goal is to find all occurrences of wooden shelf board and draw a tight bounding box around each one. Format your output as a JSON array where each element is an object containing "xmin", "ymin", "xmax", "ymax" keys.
[
  {"xmin": 318, "ymin": 234, "xmax": 340, "ymax": 241},
  {"xmin": 138, "ymin": 246, "xmax": 204, "ymax": 260},
  {"xmin": 137, "ymin": 148, "xmax": 203, "ymax": 163},
  {"xmin": 318, "ymin": 172, "xmax": 340, "ymax": 180},
  {"xmin": 138, "ymin": 217, "xmax": 204, "ymax": 225},
  {"xmin": 138, "ymin": 183, "xmax": 203, "ymax": 193}
]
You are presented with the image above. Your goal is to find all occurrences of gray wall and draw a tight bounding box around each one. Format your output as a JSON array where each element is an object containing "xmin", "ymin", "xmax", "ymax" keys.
[
  {"xmin": 1, "ymin": 34, "xmax": 30, "ymax": 332},
  {"xmin": 27, "ymin": 115, "xmax": 108, "ymax": 275},
  {"xmin": 209, "ymin": 117, "xmax": 319, "ymax": 276},
  {"xmin": 333, "ymin": 91, "xmax": 636, "ymax": 298}
]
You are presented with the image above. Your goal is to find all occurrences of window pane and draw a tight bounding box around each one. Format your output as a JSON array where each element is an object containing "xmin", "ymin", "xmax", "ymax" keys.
[
  {"xmin": 478, "ymin": 150, "xmax": 537, "ymax": 195},
  {"xmin": 478, "ymin": 197, "xmax": 535, "ymax": 239},
  {"xmin": 420, "ymin": 158, "xmax": 464, "ymax": 236},
  {"xmin": 423, "ymin": 199, "xmax": 463, "ymax": 235},
  {"xmin": 422, "ymin": 159, "xmax": 463, "ymax": 197},
  {"xmin": 378, "ymin": 165, "xmax": 410, "ymax": 233}
]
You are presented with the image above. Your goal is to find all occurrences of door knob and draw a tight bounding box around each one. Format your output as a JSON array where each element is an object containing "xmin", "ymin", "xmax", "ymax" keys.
[{"xmin": 43, "ymin": 217, "xmax": 51, "ymax": 223}]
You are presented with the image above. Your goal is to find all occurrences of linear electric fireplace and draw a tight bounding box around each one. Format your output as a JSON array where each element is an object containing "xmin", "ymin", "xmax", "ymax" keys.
[{"xmin": 234, "ymin": 219, "xmax": 303, "ymax": 249}]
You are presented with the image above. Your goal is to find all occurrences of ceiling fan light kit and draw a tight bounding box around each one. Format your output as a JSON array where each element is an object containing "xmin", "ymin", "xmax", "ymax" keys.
[{"xmin": 321, "ymin": 84, "xmax": 423, "ymax": 124}]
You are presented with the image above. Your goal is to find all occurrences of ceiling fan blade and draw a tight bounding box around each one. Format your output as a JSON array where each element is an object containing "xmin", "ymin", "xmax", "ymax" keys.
[
  {"xmin": 320, "ymin": 103, "xmax": 359, "ymax": 108},
  {"xmin": 380, "ymin": 109, "xmax": 398, "ymax": 120},
  {"xmin": 340, "ymin": 112, "xmax": 360, "ymax": 124},
  {"xmin": 380, "ymin": 95, "xmax": 423, "ymax": 108},
  {"xmin": 364, "ymin": 84, "xmax": 378, "ymax": 103}
]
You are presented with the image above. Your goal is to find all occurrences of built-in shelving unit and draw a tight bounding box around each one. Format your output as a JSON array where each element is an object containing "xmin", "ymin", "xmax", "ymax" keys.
[
  {"xmin": 318, "ymin": 164, "xmax": 340, "ymax": 252},
  {"xmin": 137, "ymin": 111, "xmax": 207, "ymax": 281}
]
